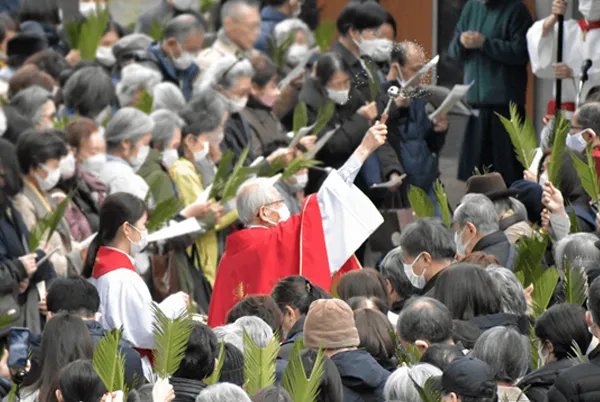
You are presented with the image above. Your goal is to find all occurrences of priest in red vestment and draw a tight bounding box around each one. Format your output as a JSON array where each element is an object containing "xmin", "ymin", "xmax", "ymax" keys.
[{"xmin": 207, "ymin": 123, "xmax": 389, "ymax": 327}]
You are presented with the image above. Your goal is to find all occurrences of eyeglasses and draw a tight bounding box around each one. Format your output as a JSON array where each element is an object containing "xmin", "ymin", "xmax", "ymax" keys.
[{"xmin": 256, "ymin": 199, "xmax": 284, "ymax": 217}]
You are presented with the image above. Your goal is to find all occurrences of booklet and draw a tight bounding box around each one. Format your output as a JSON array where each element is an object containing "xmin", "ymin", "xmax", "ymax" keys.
[
  {"xmin": 147, "ymin": 218, "xmax": 204, "ymax": 244},
  {"xmin": 370, "ymin": 174, "xmax": 407, "ymax": 189},
  {"xmin": 289, "ymin": 122, "xmax": 318, "ymax": 149},
  {"xmin": 428, "ymin": 81, "xmax": 474, "ymax": 121},
  {"xmin": 400, "ymin": 54, "xmax": 440, "ymax": 89},
  {"xmin": 278, "ymin": 47, "xmax": 319, "ymax": 89}
]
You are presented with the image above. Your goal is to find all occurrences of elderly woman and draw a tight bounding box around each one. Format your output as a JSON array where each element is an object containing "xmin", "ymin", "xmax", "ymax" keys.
[
  {"xmin": 116, "ymin": 63, "xmax": 162, "ymax": 107},
  {"xmin": 152, "ymin": 82, "xmax": 186, "ymax": 113},
  {"xmin": 8, "ymin": 85, "xmax": 55, "ymax": 130},
  {"xmin": 196, "ymin": 384, "xmax": 251, "ymax": 402},
  {"xmin": 111, "ymin": 33, "xmax": 154, "ymax": 82},
  {"xmin": 383, "ymin": 363, "xmax": 442, "ymax": 402},
  {"xmin": 99, "ymin": 108, "xmax": 154, "ymax": 201},
  {"xmin": 61, "ymin": 66, "xmax": 116, "ymax": 124},
  {"xmin": 472, "ymin": 326, "xmax": 531, "ymax": 402},
  {"xmin": 273, "ymin": 18, "xmax": 316, "ymax": 69},
  {"xmin": 486, "ymin": 265, "xmax": 529, "ymax": 318},
  {"xmin": 13, "ymin": 129, "xmax": 84, "ymax": 277}
]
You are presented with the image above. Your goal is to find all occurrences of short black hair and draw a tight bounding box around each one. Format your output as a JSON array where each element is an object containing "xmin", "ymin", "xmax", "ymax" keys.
[
  {"xmin": 420, "ymin": 343, "xmax": 463, "ymax": 371},
  {"xmin": 271, "ymin": 276, "xmax": 330, "ymax": 316},
  {"xmin": 24, "ymin": 50, "xmax": 71, "ymax": 82},
  {"xmin": 384, "ymin": 11, "xmax": 397, "ymax": 37},
  {"xmin": 226, "ymin": 295, "xmax": 283, "ymax": 333},
  {"xmin": 18, "ymin": 0, "xmax": 61, "ymax": 25},
  {"xmin": 219, "ymin": 343, "xmax": 244, "ymax": 386},
  {"xmin": 536, "ymin": 303, "xmax": 592, "ymax": 360},
  {"xmin": 314, "ymin": 53, "xmax": 348, "ymax": 89},
  {"xmin": 174, "ymin": 322, "xmax": 219, "ymax": 380},
  {"xmin": 379, "ymin": 248, "xmax": 419, "ymax": 305},
  {"xmin": 400, "ymin": 218, "xmax": 456, "ymax": 261},
  {"xmin": 397, "ymin": 297, "xmax": 453, "ymax": 344},
  {"xmin": 16, "ymin": 128, "xmax": 68, "ymax": 174},
  {"xmin": 336, "ymin": 1, "xmax": 387, "ymax": 36},
  {"xmin": 336, "ymin": 269, "xmax": 388, "ymax": 303},
  {"xmin": 46, "ymin": 277, "xmax": 101, "ymax": 317}
]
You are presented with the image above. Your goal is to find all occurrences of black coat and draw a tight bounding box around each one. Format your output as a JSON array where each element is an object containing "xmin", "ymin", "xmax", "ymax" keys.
[
  {"xmin": 472, "ymin": 231, "xmax": 516, "ymax": 270},
  {"xmin": 518, "ymin": 359, "xmax": 576, "ymax": 402},
  {"xmin": 331, "ymin": 350, "xmax": 390, "ymax": 402},
  {"xmin": 171, "ymin": 377, "xmax": 208, "ymax": 402},
  {"xmin": 547, "ymin": 345, "xmax": 600, "ymax": 402},
  {"xmin": 278, "ymin": 316, "xmax": 305, "ymax": 361},
  {"xmin": 222, "ymin": 112, "xmax": 258, "ymax": 165},
  {"xmin": 470, "ymin": 313, "xmax": 530, "ymax": 335}
]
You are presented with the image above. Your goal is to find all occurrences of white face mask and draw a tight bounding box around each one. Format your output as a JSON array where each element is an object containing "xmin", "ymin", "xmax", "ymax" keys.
[
  {"xmin": 162, "ymin": 149, "xmax": 179, "ymax": 168},
  {"xmin": 361, "ymin": 38, "xmax": 393, "ymax": 62},
  {"xmin": 81, "ymin": 153, "xmax": 107, "ymax": 177},
  {"xmin": 326, "ymin": 88, "xmax": 350, "ymax": 105},
  {"xmin": 35, "ymin": 164, "xmax": 61, "ymax": 191},
  {"xmin": 0, "ymin": 109, "xmax": 6, "ymax": 137},
  {"xmin": 353, "ymin": 35, "xmax": 381, "ymax": 57},
  {"xmin": 173, "ymin": 45, "xmax": 196, "ymax": 71},
  {"xmin": 130, "ymin": 145, "xmax": 150, "ymax": 171},
  {"xmin": 265, "ymin": 203, "xmax": 291, "ymax": 226},
  {"xmin": 194, "ymin": 142, "xmax": 209, "ymax": 164},
  {"xmin": 59, "ymin": 154, "xmax": 77, "ymax": 180},
  {"xmin": 127, "ymin": 224, "xmax": 148, "ymax": 255},
  {"xmin": 172, "ymin": 0, "xmax": 194, "ymax": 11},
  {"xmin": 286, "ymin": 44, "xmax": 310, "ymax": 66},
  {"xmin": 454, "ymin": 227, "xmax": 469, "ymax": 257},
  {"xmin": 403, "ymin": 252, "xmax": 426, "ymax": 289},
  {"xmin": 96, "ymin": 46, "xmax": 116, "ymax": 67},
  {"xmin": 579, "ymin": 0, "xmax": 600, "ymax": 20},
  {"xmin": 566, "ymin": 129, "xmax": 591, "ymax": 153},
  {"xmin": 228, "ymin": 96, "xmax": 249, "ymax": 113},
  {"xmin": 79, "ymin": 1, "xmax": 105, "ymax": 18}
]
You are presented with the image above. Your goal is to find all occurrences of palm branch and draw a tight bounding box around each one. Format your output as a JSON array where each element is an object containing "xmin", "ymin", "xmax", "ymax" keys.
[
  {"xmin": 149, "ymin": 19, "xmax": 165, "ymax": 41},
  {"xmin": 282, "ymin": 338, "xmax": 324, "ymax": 402},
  {"xmin": 151, "ymin": 304, "xmax": 194, "ymax": 379},
  {"xmin": 496, "ymin": 102, "xmax": 538, "ymax": 170},
  {"xmin": 411, "ymin": 377, "xmax": 442, "ymax": 402},
  {"xmin": 569, "ymin": 339, "xmax": 587, "ymax": 364},
  {"xmin": 200, "ymin": 0, "xmax": 216, "ymax": 12},
  {"xmin": 53, "ymin": 114, "xmax": 77, "ymax": 130},
  {"xmin": 205, "ymin": 341, "xmax": 226, "ymax": 385},
  {"xmin": 567, "ymin": 202, "xmax": 581, "ymax": 233},
  {"xmin": 314, "ymin": 20, "xmax": 336, "ymax": 53},
  {"xmin": 569, "ymin": 148, "xmax": 600, "ymax": 203},
  {"xmin": 209, "ymin": 150, "xmax": 235, "ymax": 200},
  {"xmin": 408, "ymin": 185, "xmax": 435, "ymax": 219},
  {"xmin": 547, "ymin": 112, "xmax": 570, "ymax": 187},
  {"xmin": 64, "ymin": 20, "xmax": 81, "ymax": 50},
  {"xmin": 563, "ymin": 259, "xmax": 588, "ymax": 306},
  {"xmin": 281, "ymin": 157, "xmax": 322, "ymax": 180},
  {"xmin": 293, "ymin": 101, "xmax": 308, "ymax": 135},
  {"xmin": 77, "ymin": 3, "xmax": 111, "ymax": 61},
  {"xmin": 472, "ymin": 165, "xmax": 492, "ymax": 176},
  {"xmin": 221, "ymin": 147, "xmax": 254, "ymax": 203},
  {"xmin": 530, "ymin": 267, "xmax": 560, "ymax": 318},
  {"xmin": 146, "ymin": 197, "xmax": 184, "ymax": 232},
  {"xmin": 93, "ymin": 328, "xmax": 126, "ymax": 392},
  {"xmin": 365, "ymin": 62, "xmax": 380, "ymax": 102},
  {"xmin": 29, "ymin": 192, "xmax": 73, "ymax": 251},
  {"xmin": 135, "ymin": 89, "xmax": 154, "ymax": 115},
  {"xmin": 311, "ymin": 101, "xmax": 335, "ymax": 136},
  {"xmin": 389, "ymin": 329, "xmax": 419, "ymax": 366},
  {"xmin": 7, "ymin": 383, "xmax": 17, "ymax": 402},
  {"xmin": 433, "ymin": 179, "xmax": 451, "ymax": 228},
  {"xmin": 529, "ymin": 324, "xmax": 542, "ymax": 370},
  {"xmin": 243, "ymin": 329, "xmax": 280, "ymax": 396},
  {"xmin": 270, "ymin": 31, "xmax": 296, "ymax": 69}
]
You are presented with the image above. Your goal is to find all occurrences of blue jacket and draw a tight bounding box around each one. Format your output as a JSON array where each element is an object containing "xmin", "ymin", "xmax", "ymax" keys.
[
  {"xmin": 331, "ymin": 350, "xmax": 390, "ymax": 402},
  {"xmin": 255, "ymin": 7, "xmax": 288, "ymax": 54},
  {"xmin": 144, "ymin": 42, "xmax": 200, "ymax": 101}
]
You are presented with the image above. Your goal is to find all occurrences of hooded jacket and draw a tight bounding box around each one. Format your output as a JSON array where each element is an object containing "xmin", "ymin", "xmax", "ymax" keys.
[
  {"xmin": 331, "ymin": 350, "xmax": 390, "ymax": 402},
  {"xmin": 517, "ymin": 359, "xmax": 576, "ymax": 402}
]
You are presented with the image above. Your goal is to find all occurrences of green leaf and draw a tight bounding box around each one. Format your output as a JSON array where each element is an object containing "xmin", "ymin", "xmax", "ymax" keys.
[
  {"xmin": 434, "ymin": 179, "xmax": 451, "ymax": 228},
  {"xmin": 513, "ymin": 233, "xmax": 549, "ymax": 286},
  {"xmin": 314, "ymin": 20, "xmax": 336, "ymax": 53},
  {"xmin": 548, "ymin": 112, "xmax": 570, "ymax": 187},
  {"xmin": 472, "ymin": 165, "xmax": 492, "ymax": 176},
  {"xmin": 221, "ymin": 147, "xmax": 255, "ymax": 203},
  {"xmin": 205, "ymin": 341, "xmax": 226, "ymax": 385},
  {"xmin": 77, "ymin": 3, "xmax": 111, "ymax": 61},
  {"xmin": 293, "ymin": 101, "xmax": 308, "ymax": 135},
  {"xmin": 209, "ymin": 151, "xmax": 235, "ymax": 200},
  {"xmin": 282, "ymin": 338, "xmax": 324, "ymax": 402},
  {"xmin": 281, "ymin": 157, "xmax": 322, "ymax": 180},
  {"xmin": 7, "ymin": 382, "xmax": 16, "ymax": 402},
  {"xmin": 29, "ymin": 192, "xmax": 74, "ymax": 251},
  {"xmin": 567, "ymin": 202, "xmax": 581, "ymax": 234},
  {"xmin": 389, "ymin": 329, "xmax": 419, "ymax": 366},
  {"xmin": 569, "ymin": 147, "xmax": 600, "ymax": 203},
  {"xmin": 135, "ymin": 89, "xmax": 154, "ymax": 115},
  {"xmin": 243, "ymin": 329, "xmax": 280, "ymax": 396},
  {"xmin": 200, "ymin": 0, "xmax": 216, "ymax": 12},
  {"xmin": 64, "ymin": 20, "xmax": 81, "ymax": 50},
  {"xmin": 365, "ymin": 62, "xmax": 380, "ymax": 102},
  {"xmin": 149, "ymin": 19, "xmax": 165, "ymax": 42},
  {"xmin": 563, "ymin": 259, "xmax": 588, "ymax": 306},
  {"xmin": 408, "ymin": 185, "xmax": 435, "ymax": 219},
  {"xmin": 146, "ymin": 197, "xmax": 184, "ymax": 232},
  {"xmin": 411, "ymin": 376, "xmax": 442, "ymax": 402},
  {"xmin": 496, "ymin": 102, "xmax": 538, "ymax": 170},
  {"xmin": 531, "ymin": 267, "xmax": 559, "ymax": 318},
  {"xmin": 93, "ymin": 328, "xmax": 126, "ymax": 392},
  {"xmin": 529, "ymin": 324, "xmax": 542, "ymax": 370},
  {"xmin": 0, "ymin": 308, "xmax": 17, "ymax": 329},
  {"xmin": 311, "ymin": 101, "xmax": 335, "ymax": 136},
  {"xmin": 569, "ymin": 339, "xmax": 587, "ymax": 364},
  {"xmin": 52, "ymin": 114, "xmax": 77, "ymax": 130},
  {"xmin": 151, "ymin": 304, "xmax": 194, "ymax": 379},
  {"xmin": 270, "ymin": 31, "xmax": 296, "ymax": 68}
]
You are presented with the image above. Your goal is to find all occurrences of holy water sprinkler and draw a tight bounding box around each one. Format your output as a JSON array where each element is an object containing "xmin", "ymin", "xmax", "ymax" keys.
[{"xmin": 380, "ymin": 85, "xmax": 400, "ymax": 125}]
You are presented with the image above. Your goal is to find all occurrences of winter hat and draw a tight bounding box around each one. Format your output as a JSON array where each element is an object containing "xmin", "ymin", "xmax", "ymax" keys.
[
  {"xmin": 219, "ymin": 342, "xmax": 244, "ymax": 387},
  {"xmin": 303, "ymin": 299, "xmax": 360, "ymax": 349}
]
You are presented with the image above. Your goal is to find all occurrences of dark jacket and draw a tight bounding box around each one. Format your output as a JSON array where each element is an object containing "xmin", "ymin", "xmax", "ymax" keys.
[
  {"xmin": 518, "ymin": 359, "xmax": 577, "ymax": 402},
  {"xmin": 472, "ymin": 231, "xmax": 516, "ymax": 269},
  {"xmin": 137, "ymin": 148, "xmax": 179, "ymax": 205},
  {"xmin": 331, "ymin": 350, "xmax": 390, "ymax": 402},
  {"xmin": 255, "ymin": 7, "xmax": 287, "ymax": 53},
  {"xmin": 85, "ymin": 320, "xmax": 144, "ymax": 387},
  {"xmin": 448, "ymin": 0, "xmax": 532, "ymax": 106},
  {"xmin": 420, "ymin": 267, "xmax": 448, "ymax": 297},
  {"xmin": 223, "ymin": 111, "xmax": 258, "ymax": 165},
  {"xmin": 547, "ymin": 345, "xmax": 600, "ymax": 402},
  {"xmin": 241, "ymin": 97, "xmax": 290, "ymax": 159},
  {"xmin": 278, "ymin": 316, "xmax": 305, "ymax": 361},
  {"xmin": 171, "ymin": 377, "xmax": 208, "ymax": 402},
  {"xmin": 470, "ymin": 313, "xmax": 530, "ymax": 335}
]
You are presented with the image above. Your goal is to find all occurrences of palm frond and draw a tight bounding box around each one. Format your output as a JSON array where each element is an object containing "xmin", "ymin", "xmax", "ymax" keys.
[
  {"xmin": 563, "ymin": 259, "xmax": 588, "ymax": 305},
  {"xmin": 531, "ymin": 267, "xmax": 560, "ymax": 318},
  {"xmin": 205, "ymin": 341, "xmax": 226, "ymax": 385},
  {"xmin": 77, "ymin": 3, "xmax": 110, "ymax": 61},
  {"xmin": 311, "ymin": 101, "xmax": 335, "ymax": 136},
  {"xmin": 64, "ymin": 20, "xmax": 81, "ymax": 50},
  {"xmin": 569, "ymin": 339, "xmax": 587, "ymax": 365},
  {"xmin": 243, "ymin": 329, "xmax": 280, "ymax": 396},
  {"xmin": 434, "ymin": 179, "xmax": 451, "ymax": 228},
  {"xmin": 293, "ymin": 102, "xmax": 308, "ymax": 135},
  {"xmin": 513, "ymin": 233, "xmax": 549, "ymax": 285},
  {"xmin": 548, "ymin": 112, "xmax": 570, "ymax": 187},
  {"xmin": 270, "ymin": 31, "xmax": 296, "ymax": 69},
  {"xmin": 283, "ymin": 342, "xmax": 324, "ymax": 402},
  {"xmin": 7, "ymin": 383, "xmax": 16, "ymax": 402},
  {"xmin": 567, "ymin": 202, "xmax": 581, "ymax": 233},
  {"xmin": 152, "ymin": 304, "xmax": 194, "ymax": 379},
  {"xmin": 221, "ymin": 147, "xmax": 254, "ymax": 203},
  {"xmin": 146, "ymin": 197, "xmax": 184, "ymax": 232},
  {"xmin": 529, "ymin": 324, "xmax": 542, "ymax": 370},
  {"xmin": 496, "ymin": 102, "xmax": 538, "ymax": 170},
  {"xmin": 53, "ymin": 114, "xmax": 77, "ymax": 130},
  {"xmin": 135, "ymin": 89, "xmax": 154, "ymax": 115},
  {"xmin": 365, "ymin": 62, "xmax": 380, "ymax": 102},
  {"xmin": 281, "ymin": 157, "xmax": 322, "ymax": 180},
  {"xmin": 209, "ymin": 151, "xmax": 235, "ymax": 200},
  {"xmin": 389, "ymin": 329, "xmax": 419, "ymax": 366},
  {"xmin": 93, "ymin": 328, "xmax": 126, "ymax": 392},
  {"xmin": 149, "ymin": 19, "xmax": 165, "ymax": 41},
  {"xmin": 29, "ymin": 192, "xmax": 73, "ymax": 251},
  {"xmin": 408, "ymin": 185, "xmax": 435, "ymax": 219},
  {"xmin": 200, "ymin": 0, "xmax": 216, "ymax": 12},
  {"xmin": 472, "ymin": 165, "xmax": 492, "ymax": 176},
  {"xmin": 569, "ymin": 148, "xmax": 600, "ymax": 203},
  {"xmin": 314, "ymin": 20, "xmax": 336, "ymax": 53},
  {"xmin": 411, "ymin": 376, "xmax": 441, "ymax": 402}
]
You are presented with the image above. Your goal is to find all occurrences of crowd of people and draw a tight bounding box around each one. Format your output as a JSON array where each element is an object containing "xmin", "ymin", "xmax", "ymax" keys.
[{"xmin": 0, "ymin": 0, "xmax": 600, "ymax": 401}]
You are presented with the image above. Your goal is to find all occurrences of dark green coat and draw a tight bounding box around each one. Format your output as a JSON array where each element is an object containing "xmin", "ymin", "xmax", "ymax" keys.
[
  {"xmin": 448, "ymin": 0, "xmax": 533, "ymax": 106},
  {"xmin": 137, "ymin": 148, "xmax": 178, "ymax": 205}
]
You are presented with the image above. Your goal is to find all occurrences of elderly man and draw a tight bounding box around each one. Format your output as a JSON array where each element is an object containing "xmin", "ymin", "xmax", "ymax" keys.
[
  {"xmin": 454, "ymin": 193, "xmax": 516, "ymax": 269},
  {"xmin": 135, "ymin": 0, "xmax": 198, "ymax": 35},
  {"xmin": 399, "ymin": 218, "xmax": 456, "ymax": 296},
  {"xmin": 197, "ymin": 0, "xmax": 261, "ymax": 72},
  {"xmin": 137, "ymin": 14, "xmax": 204, "ymax": 100},
  {"xmin": 254, "ymin": 0, "xmax": 302, "ymax": 54},
  {"xmin": 207, "ymin": 123, "xmax": 388, "ymax": 327},
  {"xmin": 564, "ymin": 102, "xmax": 600, "ymax": 175}
]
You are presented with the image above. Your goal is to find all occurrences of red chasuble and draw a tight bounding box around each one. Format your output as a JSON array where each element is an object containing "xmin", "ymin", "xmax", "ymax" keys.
[{"xmin": 207, "ymin": 194, "xmax": 360, "ymax": 327}]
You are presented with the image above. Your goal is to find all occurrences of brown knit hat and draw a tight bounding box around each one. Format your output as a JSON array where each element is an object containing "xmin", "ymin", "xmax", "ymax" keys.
[{"xmin": 303, "ymin": 299, "xmax": 360, "ymax": 349}]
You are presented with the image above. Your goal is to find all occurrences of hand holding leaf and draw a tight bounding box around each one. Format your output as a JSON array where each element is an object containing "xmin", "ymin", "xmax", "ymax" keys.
[{"xmin": 542, "ymin": 181, "xmax": 566, "ymax": 215}]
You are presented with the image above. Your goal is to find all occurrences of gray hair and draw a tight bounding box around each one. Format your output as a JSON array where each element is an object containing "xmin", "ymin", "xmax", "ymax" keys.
[
  {"xmin": 197, "ymin": 54, "xmax": 254, "ymax": 93},
  {"xmin": 62, "ymin": 66, "xmax": 115, "ymax": 119},
  {"xmin": 181, "ymin": 89, "xmax": 227, "ymax": 132},
  {"xmin": 221, "ymin": 0, "xmax": 260, "ymax": 22},
  {"xmin": 9, "ymin": 85, "xmax": 51, "ymax": 124},
  {"xmin": 163, "ymin": 14, "xmax": 205, "ymax": 44},
  {"xmin": 150, "ymin": 110, "xmax": 184, "ymax": 151},
  {"xmin": 383, "ymin": 363, "xmax": 442, "ymax": 402},
  {"xmin": 233, "ymin": 316, "xmax": 274, "ymax": 348},
  {"xmin": 576, "ymin": 101, "xmax": 600, "ymax": 135},
  {"xmin": 116, "ymin": 63, "xmax": 162, "ymax": 107},
  {"xmin": 454, "ymin": 194, "xmax": 500, "ymax": 236},
  {"xmin": 236, "ymin": 177, "xmax": 282, "ymax": 225},
  {"xmin": 196, "ymin": 383, "xmax": 251, "ymax": 402},
  {"xmin": 486, "ymin": 265, "xmax": 527, "ymax": 315},
  {"xmin": 104, "ymin": 107, "xmax": 155, "ymax": 150},
  {"xmin": 152, "ymin": 82, "xmax": 186, "ymax": 113},
  {"xmin": 112, "ymin": 33, "xmax": 153, "ymax": 62},
  {"xmin": 273, "ymin": 18, "xmax": 315, "ymax": 47},
  {"xmin": 554, "ymin": 232, "xmax": 600, "ymax": 271},
  {"xmin": 400, "ymin": 218, "xmax": 457, "ymax": 261},
  {"xmin": 471, "ymin": 326, "xmax": 530, "ymax": 384},
  {"xmin": 493, "ymin": 197, "xmax": 528, "ymax": 219},
  {"xmin": 213, "ymin": 324, "xmax": 244, "ymax": 352}
]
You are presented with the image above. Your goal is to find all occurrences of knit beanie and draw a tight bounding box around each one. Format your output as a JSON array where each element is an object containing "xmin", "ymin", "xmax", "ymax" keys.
[
  {"xmin": 303, "ymin": 299, "xmax": 360, "ymax": 349},
  {"xmin": 219, "ymin": 342, "xmax": 245, "ymax": 387}
]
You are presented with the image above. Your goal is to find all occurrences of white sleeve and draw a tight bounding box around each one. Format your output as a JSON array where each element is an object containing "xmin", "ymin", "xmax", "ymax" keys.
[
  {"xmin": 158, "ymin": 292, "xmax": 188, "ymax": 319},
  {"xmin": 316, "ymin": 163, "xmax": 383, "ymax": 273},
  {"xmin": 526, "ymin": 19, "xmax": 556, "ymax": 78}
]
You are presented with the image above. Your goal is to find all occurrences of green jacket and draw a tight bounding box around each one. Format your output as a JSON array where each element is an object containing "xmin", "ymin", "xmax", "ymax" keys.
[
  {"xmin": 137, "ymin": 148, "xmax": 178, "ymax": 205},
  {"xmin": 448, "ymin": 0, "xmax": 532, "ymax": 106}
]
